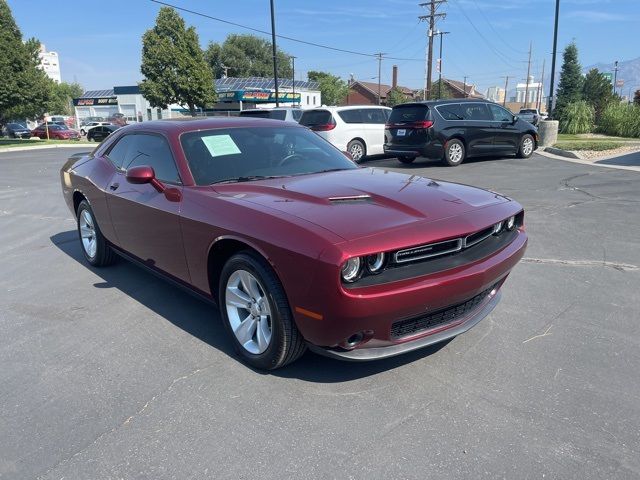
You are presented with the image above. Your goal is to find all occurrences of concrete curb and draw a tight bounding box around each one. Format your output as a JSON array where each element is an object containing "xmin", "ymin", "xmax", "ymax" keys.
[
  {"xmin": 0, "ymin": 143, "xmax": 93, "ymax": 153},
  {"xmin": 544, "ymin": 146, "xmax": 580, "ymax": 159},
  {"xmin": 536, "ymin": 149, "xmax": 640, "ymax": 173}
]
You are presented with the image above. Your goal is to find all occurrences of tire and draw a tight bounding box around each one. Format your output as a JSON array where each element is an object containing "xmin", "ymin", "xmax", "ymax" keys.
[
  {"xmin": 347, "ymin": 139, "xmax": 366, "ymax": 163},
  {"xmin": 517, "ymin": 134, "xmax": 535, "ymax": 158},
  {"xmin": 219, "ymin": 252, "xmax": 306, "ymax": 370},
  {"xmin": 442, "ymin": 139, "xmax": 465, "ymax": 166},
  {"xmin": 398, "ymin": 156, "xmax": 416, "ymax": 164},
  {"xmin": 80, "ymin": 129, "xmax": 86, "ymax": 135},
  {"xmin": 76, "ymin": 200, "xmax": 117, "ymax": 267}
]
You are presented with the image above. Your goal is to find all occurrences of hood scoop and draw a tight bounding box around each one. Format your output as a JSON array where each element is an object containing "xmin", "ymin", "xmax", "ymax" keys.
[{"xmin": 328, "ymin": 194, "xmax": 372, "ymax": 204}]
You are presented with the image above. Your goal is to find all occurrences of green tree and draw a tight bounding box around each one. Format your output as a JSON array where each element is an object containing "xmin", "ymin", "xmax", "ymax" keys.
[
  {"xmin": 582, "ymin": 68, "xmax": 613, "ymax": 124},
  {"xmin": 307, "ymin": 71, "xmax": 348, "ymax": 106},
  {"xmin": 140, "ymin": 7, "xmax": 216, "ymax": 116},
  {"xmin": 386, "ymin": 87, "xmax": 408, "ymax": 107},
  {"xmin": 554, "ymin": 42, "xmax": 584, "ymax": 119},
  {"xmin": 429, "ymin": 80, "xmax": 455, "ymax": 100},
  {"xmin": 204, "ymin": 34, "xmax": 293, "ymax": 79},
  {"xmin": 48, "ymin": 81, "xmax": 84, "ymax": 115},
  {"xmin": 0, "ymin": 1, "xmax": 53, "ymax": 123}
]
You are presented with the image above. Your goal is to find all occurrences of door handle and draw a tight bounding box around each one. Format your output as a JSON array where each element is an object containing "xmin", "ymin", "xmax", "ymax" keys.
[{"xmin": 109, "ymin": 183, "xmax": 119, "ymax": 191}]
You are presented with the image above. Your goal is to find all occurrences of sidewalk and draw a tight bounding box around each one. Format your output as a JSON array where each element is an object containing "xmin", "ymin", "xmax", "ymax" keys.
[
  {"xmin": 537, "ymin": 148, "xmax": 640, "ymax": 173},
  {"xmin": 0, "ymin": 143, "xmax": 93, "ymax": 153}
]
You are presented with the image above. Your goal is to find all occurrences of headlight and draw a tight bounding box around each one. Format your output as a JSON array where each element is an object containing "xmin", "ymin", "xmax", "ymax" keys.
[
  {"xmin": 366, "ymin": 253, "xmax": 386, "ymax": 273},
  {"xmin": 493, "ymin": 221, "xmax": 503, "ymax": 234},
  {"xmin": 506, "ymin": 216, "xmax": 516, "ymax": 230},
  {"xmin": 341, "ymin": 257, "xmax": 362, "ymax": 282}
]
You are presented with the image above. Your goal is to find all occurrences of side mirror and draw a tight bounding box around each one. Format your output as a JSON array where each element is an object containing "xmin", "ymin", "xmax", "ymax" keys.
[{"xmin": 125, "ymin": 165, "xmax": 165, "ymax": 193}]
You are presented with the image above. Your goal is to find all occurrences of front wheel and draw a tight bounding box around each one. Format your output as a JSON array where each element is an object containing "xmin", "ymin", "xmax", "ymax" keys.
[
  {"xmin": 76, "ymin": 200, "xmax": 117, "ymax": 267},
  {"xmin": 517, "ymin": 134, "xmax": 535, "ymax": 158},
  {"xmin": 442, "ymin": 139, "xmax": 465, "ymax": 166},
  {"xmin": 219, "ymin": 252, "xmax": 306, "ymax": 370},
  {"xmin": 347, "ymin": 139, "xmax": 366, "ymax": 163}
]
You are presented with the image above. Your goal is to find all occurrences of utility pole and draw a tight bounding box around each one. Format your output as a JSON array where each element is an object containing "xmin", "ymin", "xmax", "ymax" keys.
[
  {"xmin": 502, "ymin": 76, "xmax": 510, "ymax": 106},
  {"xmin": 536, "ymin": 59, "xmax": 546, "ymax": 112},
  {"xmin": 523, "ymin": 41, "xmax": 532, "ymax": 108},
  {"xmin": 436, "ymin": 31, "xmax": 450, "ymax": 99},
  {"xmin": 269, "ymin": 0, "xmax": 280, "ymax": 107},
  {"xmin": 547, "ymin": 0, "xmax": 560, "ymax": 116},
  {"xmin": 463, "ymin": 76, "xmax": 468, "ymax": 98},
  {"xmin": 290, "ymin": 56, "xmax": 296, "ymax": 106},
  {"xmin": 613, "ymin": 60, "xmax": 619, "ymax": 95},
  {"xmin": 419, "ymin": 1, "xmax": 446, "ymax": 100},
  {"xmin": 376, "ymin": 52, "xmax": 385, "ymax": 105}
]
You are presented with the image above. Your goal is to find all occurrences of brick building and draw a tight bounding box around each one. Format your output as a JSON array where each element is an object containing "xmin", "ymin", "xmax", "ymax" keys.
[{"xmin": 345, "ymin": 65, "xmax": 415, "ymax": 106}]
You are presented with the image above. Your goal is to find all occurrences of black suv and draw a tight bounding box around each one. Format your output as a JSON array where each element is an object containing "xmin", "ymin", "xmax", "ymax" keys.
[{"xmin": 384, "ymin": 99, "xmax": 538, "ymax": 166}]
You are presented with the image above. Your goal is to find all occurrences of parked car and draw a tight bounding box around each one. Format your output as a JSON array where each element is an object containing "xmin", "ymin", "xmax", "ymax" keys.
[
  {"xmin": 80, "ymin": 121, "xmax": 112, "ymax": 135},
  {"xmin": 60, "ymin": 117, "xmax": 527, "ymax": 370},
  {"xmin": 518, "ymin": 108, "xmax": 541, "ymax": 126},
  {"xmin": 48, "ymin": 115, "xmax": 76, "ymax": 129},
  {"xmin": 87, "ymin": 124, "xmax": 120, "ymax": 142},
  {"xmin": 299, "ymin": 106, "xmax": 391, "ymax": 162},
  {"xmin": 2, "ymin": 122, "xmax": 32, "ymax": 139},
  {"xmin": 239, "ymin": 107, "xmax": 302, "ymax": 122},
  {"xmin": 81, "ymin": 116, "xmax": 105, "ymax": 125},
  {"xmin": 384, "ymin": 100, "xmax": 538, "ymax": 166},
  {"xmin": 31, "ymin": 124, "xmax": 80, "ymax": 140}
]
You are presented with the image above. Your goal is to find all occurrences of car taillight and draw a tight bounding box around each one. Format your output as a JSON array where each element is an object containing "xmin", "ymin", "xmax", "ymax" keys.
[
  {"xmin": 385, "ymin": 121, "xmax": 434, "ymax": 129},
  {"xmin": 311, "ymin": 123, "xmax": 336, "ymax": 131},
  {"xmin": 412, "ymin": 120, "xmax": 434, "ymax": 129}
]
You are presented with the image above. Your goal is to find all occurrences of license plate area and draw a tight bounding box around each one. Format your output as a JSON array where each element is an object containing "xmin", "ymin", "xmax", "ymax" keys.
[{"xmin": 396, "ymin": 129, "xmax": 406, "ymax": 137}]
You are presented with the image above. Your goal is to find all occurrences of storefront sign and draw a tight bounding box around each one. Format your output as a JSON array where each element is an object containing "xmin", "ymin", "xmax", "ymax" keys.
[
  {"xmin": 73, "ymin": 97, "xmax": 118, "ymax": 106},
  {"xmin": 219, "ymin": 89, "xmax": 301, "ymax": 103}
]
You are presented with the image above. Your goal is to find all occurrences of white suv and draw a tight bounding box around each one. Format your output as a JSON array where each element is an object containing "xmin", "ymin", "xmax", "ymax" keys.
[{"xmin": 299, "ymin": 106, "xmax": 391, "ymax": 162}]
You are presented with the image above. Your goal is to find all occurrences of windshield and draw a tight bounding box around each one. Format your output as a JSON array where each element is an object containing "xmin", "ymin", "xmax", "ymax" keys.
[
  {"xmin": 180, "ymin": 126, "xmax": 357, "ymax": 185},
  {"xmin": 389, "ymin": 104, "xmax": 429, "ymax": 123}
]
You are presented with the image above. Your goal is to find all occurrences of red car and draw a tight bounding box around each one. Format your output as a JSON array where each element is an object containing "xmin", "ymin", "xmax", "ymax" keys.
[
  {"xmin": 60, "ymin": 118, "xmax": 527, "ymax": 370},
  {"xmin": 32, "ymin": 124, "xmax": 80, "ymax": 140}
]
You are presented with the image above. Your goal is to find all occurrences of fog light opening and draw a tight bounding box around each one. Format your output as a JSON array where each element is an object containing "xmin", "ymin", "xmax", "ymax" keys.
[{"xmin": 342, "ymin": 332, "xmax": 365, "ymax": 349}]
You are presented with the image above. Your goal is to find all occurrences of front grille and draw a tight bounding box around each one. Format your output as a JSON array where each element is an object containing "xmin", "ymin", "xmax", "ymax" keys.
[
  {"xmin": 390, "ymin": 284, "xmax": 497, "ymax": 340},
  {"xmin": 394, "ymin": 238, "xmax": 462, "ymax": 263}
]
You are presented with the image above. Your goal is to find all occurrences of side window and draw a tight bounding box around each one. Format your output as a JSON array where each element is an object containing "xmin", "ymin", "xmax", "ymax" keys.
[
  {"xmin": 292, "ymin": 110, "xmax": 302, "ymax": 121},
  {"xmin": 361, "ymin": 108, "xmax": 387, "ymax": 124},
  {"xmin": 338, "ymin": 109, "xmax": 363, "ymax": 124},
  {"xmin": 462, "ymin": 103, "xmax": 491, "ymax": 121},
  {"xmin": 488, "ymin": 104, "xmax": 514, "ymax": 122},
  {"xmin": 437, "ymin": 104, "xmax": 464, "ymax": 120},
  {"xmin": 105, "ymin": 134, "xmax": 137, "ymax": 169},
  {"xmin": 124, "ymin": 134, "xmax": 181, "ymax": 184}
]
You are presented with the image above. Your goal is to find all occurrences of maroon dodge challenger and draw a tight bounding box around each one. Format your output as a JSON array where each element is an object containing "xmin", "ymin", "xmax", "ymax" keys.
[{"xmin": 60, "ymin": 118, "xmax": 527, "ymax": 370}]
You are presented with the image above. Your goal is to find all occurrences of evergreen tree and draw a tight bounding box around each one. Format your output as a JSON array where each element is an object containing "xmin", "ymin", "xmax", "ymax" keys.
[
  {"xmin": 554, "ymin": 42, "xmax": 584, "ymax": 119},
  {"xmin": 0, "ymin": 1, "xmax": 53, "ymax": 124},
  {"xmin": 386, "ymin": 87, "xmax": 409, "ymax": 107},
  {"xmin": 204, "ymin": 34, "xmax": 293, "ymax": 79},
  {"xmin": 307, "ymin": 71, "xmax": 347, "ymax": 106},
  {"xmin": 582, "ymin": 68, "xmax": 613, "ymax": 124},
  {"xmin": 140, "ymin": 7, "xmax": 216, "ymax": 117}
]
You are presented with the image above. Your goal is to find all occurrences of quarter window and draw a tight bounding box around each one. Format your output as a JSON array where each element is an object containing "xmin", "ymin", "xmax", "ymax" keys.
[
  {"xmin": 338, "ymin": 109, "xmax": 363, "ymax": 123},
  {"xmin": 462, "ymin": 103, "xmax": 491, "ymax": 121},
  {"xmin": 437, "ymin": 104, "xmax": 464, "ymax": 120},
  {"xmin": 360, "ymin": 108, "xmax": 387, "ymax": 124}
]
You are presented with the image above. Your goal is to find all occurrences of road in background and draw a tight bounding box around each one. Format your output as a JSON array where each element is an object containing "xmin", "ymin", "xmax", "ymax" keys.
[{"xmin": 1, "ymin": 148, "xmax": 639, "ymax": 479}]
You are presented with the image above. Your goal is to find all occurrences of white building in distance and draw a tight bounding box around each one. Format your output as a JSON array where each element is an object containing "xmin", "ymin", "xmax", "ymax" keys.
[
  {"xmin": 38, "ymin": 44, "xmax": 61, "ymax": 83},
  {"xmin": 515, "ymin": 75, "xmax": 545, "ymax": 107},
  {"xmin": 485, "ymin": 86, "xmax": 506, "ymax": 104}
]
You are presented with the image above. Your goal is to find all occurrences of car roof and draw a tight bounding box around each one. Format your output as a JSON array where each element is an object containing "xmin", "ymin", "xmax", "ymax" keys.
[
  {"xmin": 119, "ymin": 116, "xmax": 302, "ymax": 135},
  {"xmin": 304, "ymin": 105, "xmax": 391, "ymax": 112},
  {"xmin": 394, "ymin": 99, "xmax": 494, "ymax": 108}
]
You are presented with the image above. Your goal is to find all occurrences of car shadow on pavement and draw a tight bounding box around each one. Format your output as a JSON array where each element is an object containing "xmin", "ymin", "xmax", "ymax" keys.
[
  {"xmin": 51, "ymin": 230, "xmax": 450, "ymax": 382},
  {"xmin": 595, "ymin": 150, "xmax": 640, "ymax": 168},
  {"xmin": 366, "ymin": 155, "xmax": 518, "ymax": 170}
]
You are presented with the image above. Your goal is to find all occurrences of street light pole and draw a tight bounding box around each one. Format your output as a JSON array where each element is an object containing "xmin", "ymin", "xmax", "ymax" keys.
[
  {"xmin": 290, "ymin": 56, "xmax": 296, "ymax": 107},
  {"xmin": 270, "ymin": 0, "xmax": 280, "ymax": 107},
  {"xmin": 613, "ymin": 60, "xmax": 619, "ymax": 95},
  {"xmin": 547, "ymin": 0, "xmax": 560, "ymax": 117},
  {"xmin": 437, "ymin": 31, "xmax": 449, "ymax": 99}
]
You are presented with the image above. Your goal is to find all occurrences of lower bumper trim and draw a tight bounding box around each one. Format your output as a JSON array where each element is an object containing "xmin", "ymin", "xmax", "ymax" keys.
[{"xmin": 307, "ymin": 290, "xmax": 501, "ymax": 361}]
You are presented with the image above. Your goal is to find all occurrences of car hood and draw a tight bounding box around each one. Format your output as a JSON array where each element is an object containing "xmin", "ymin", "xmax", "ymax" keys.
[{"xmin": 212, "ymin": 168, "xmax": 509, "ymax": 241}]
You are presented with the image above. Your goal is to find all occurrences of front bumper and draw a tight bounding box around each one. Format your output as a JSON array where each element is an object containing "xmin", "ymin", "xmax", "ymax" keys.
[{"xmin": 308, "ymin": 290, "xmax": 501, "ymax": 360}]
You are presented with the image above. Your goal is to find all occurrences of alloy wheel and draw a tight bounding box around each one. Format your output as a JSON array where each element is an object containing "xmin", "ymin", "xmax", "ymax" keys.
[
  {"xmin": 225, "ymin": 269, "xmax": 273, "ymax": 354},
  {"xmin": 349, "ymin": 143, "xmax": 364, "ymax": 161},
  {"xmin": 522, "ymin": 137, "xmax": 533, "ymax": 156},
  {"xmin": 449, "ymin": 143, "xmax": 463, "ymax": 163},
  {"xmin": 79, "ymin": 209, "xmax": 97, "ymax": 259}
]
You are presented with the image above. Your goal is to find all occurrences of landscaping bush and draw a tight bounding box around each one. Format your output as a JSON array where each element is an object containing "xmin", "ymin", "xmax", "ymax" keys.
[
  {"xmin": 559, "ymin": 100, "xmax": 594, "ymax": 134},
  {"xmin": 598, "ymin": 103, "xmax": 640, "ymax": 138}
]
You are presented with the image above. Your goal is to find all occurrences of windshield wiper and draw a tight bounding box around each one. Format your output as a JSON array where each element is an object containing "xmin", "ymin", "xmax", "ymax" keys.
[{"xmin": 211, "ymin": 175, "xmax": 279, "ymax": 184}]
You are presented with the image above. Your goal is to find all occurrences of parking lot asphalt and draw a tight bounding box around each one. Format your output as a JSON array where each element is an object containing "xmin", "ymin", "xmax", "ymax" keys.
[{"xmin": 1, "ymin": 148, "xmax": 639, "ymax": 479}]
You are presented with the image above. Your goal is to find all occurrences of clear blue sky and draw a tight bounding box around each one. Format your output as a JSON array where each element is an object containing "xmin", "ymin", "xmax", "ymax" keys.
[{"xmin": 7, "ymin": 0, "xmax": 640, "ymax": 95}]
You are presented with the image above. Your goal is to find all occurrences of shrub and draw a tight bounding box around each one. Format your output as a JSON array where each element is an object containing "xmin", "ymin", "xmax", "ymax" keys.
[
  {"xmin": 598, "ymin": 103, "xmax": 640, "ymax": 138},
  {"xmin": 559, "ymin": 100, "xmax": 594, "ymax": 134}
]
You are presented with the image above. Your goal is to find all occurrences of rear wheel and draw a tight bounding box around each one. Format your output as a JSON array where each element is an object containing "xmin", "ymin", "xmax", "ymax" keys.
[
  {"xmin": 219, "ymin": 252, "xmax": 306, "ymax": 370},
  {"xmin": 76, "ymin": 200, "xmax": 117, "ymax": 267},
  {"xmin": 347, "ymin": 139, "xmax": 366, "ymax": 162},
  {"xmin": 398, "ymin": 156, "xmax": 416, "ymax": 164},
  {"xmin": 517, "ymin": 134, "xmax": 535, "ymax": 158},
  {"xmin": 442, "ymin": 139, "xmax": 465, "ymax": 166}
]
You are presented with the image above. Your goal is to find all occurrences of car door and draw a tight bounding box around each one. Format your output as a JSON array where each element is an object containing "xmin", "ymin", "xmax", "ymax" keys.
[
  {"xmin": 487, "ymin": 103, "xmax": 520, "ymax": 152},
  {"xmin": 459, "ymin": 102, "xmax": 494, "ymax": 155},
  {"xmin": 104, "ymin": 133, "xmax": 190, "ymax": 282},
  {"xmin": 360, "ymin": 108, "xmax": 387, "ymax": 155}
]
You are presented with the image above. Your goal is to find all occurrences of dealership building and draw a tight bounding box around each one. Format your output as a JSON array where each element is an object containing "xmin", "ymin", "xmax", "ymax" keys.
[{"xmin": 72, "ymin": 78, "xmax": 322, "ymax": 124}]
